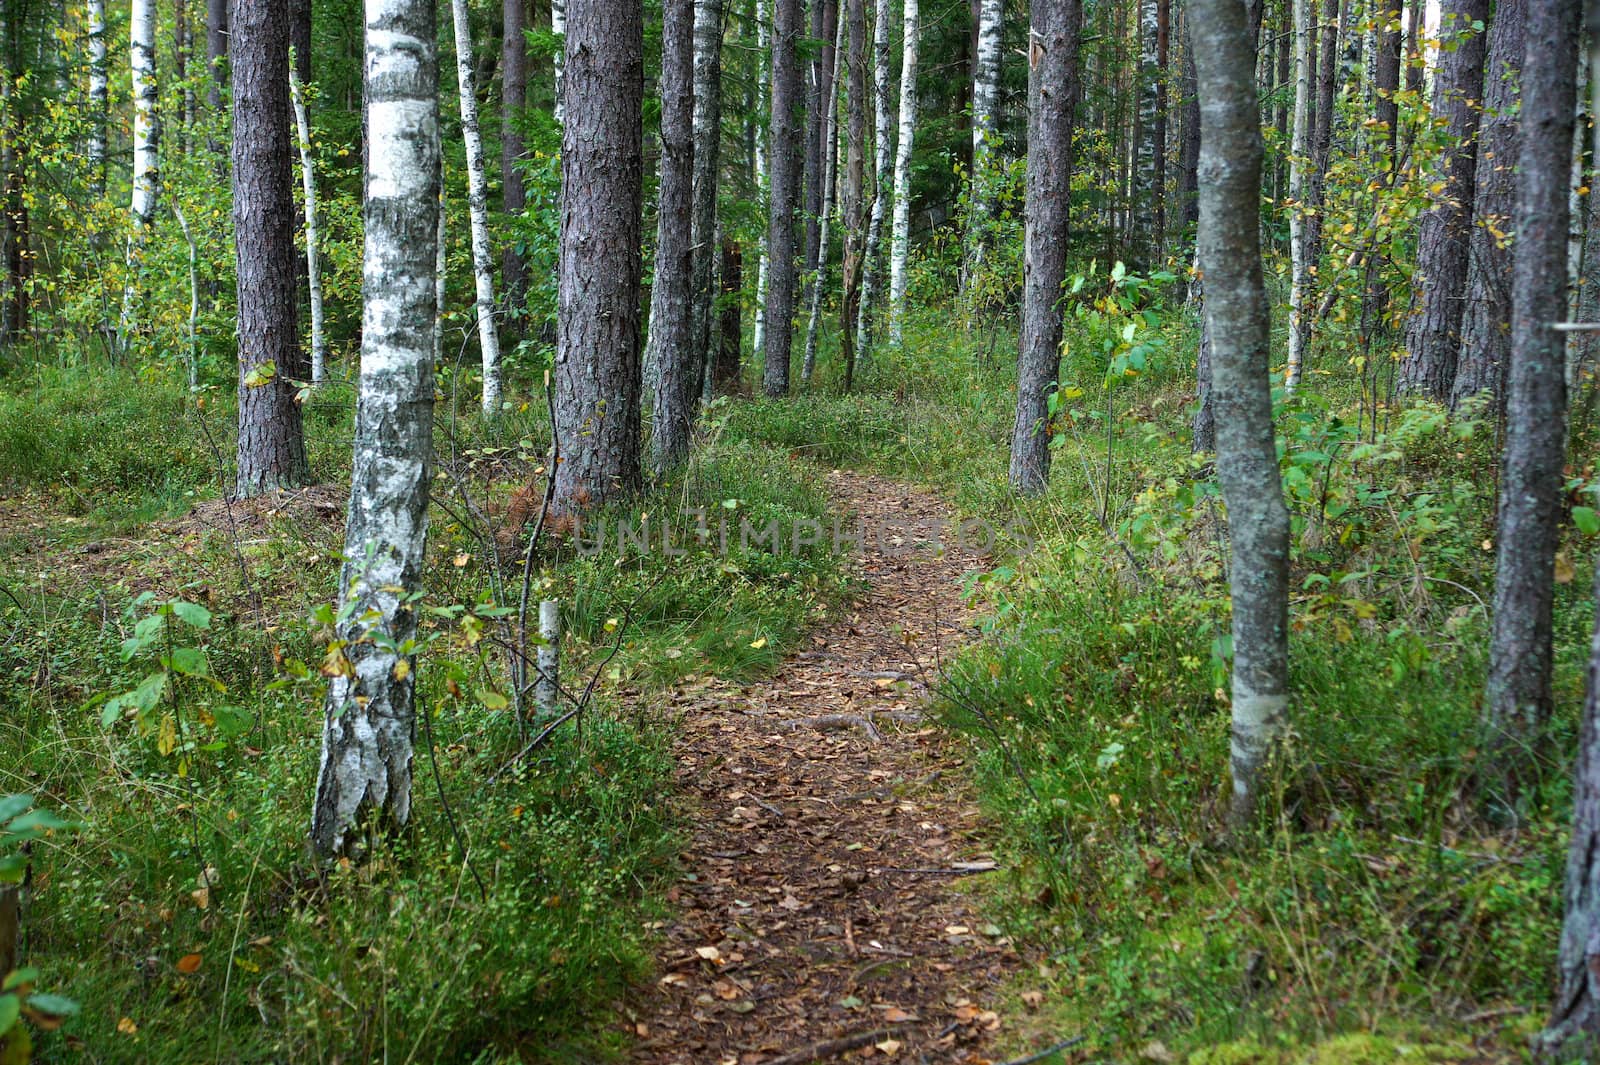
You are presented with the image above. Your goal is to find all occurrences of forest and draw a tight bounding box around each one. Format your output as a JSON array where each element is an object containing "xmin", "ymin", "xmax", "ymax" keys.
[{"xmin": 0, "ymin": 0, "xmax": 1598, "ymax": 1061}]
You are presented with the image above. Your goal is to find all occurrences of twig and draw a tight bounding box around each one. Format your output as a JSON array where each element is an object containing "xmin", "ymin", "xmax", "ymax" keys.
[
  {"xmin": 995, "ymin": 1034, "xmax": 1086, "ymax": 1065},
  {"xmin": 881, "ymin": 863, "xmax": 1000, "ymax": 876},
  {"xmin": 760, "ymin": 1025, "xmax": 909, "ymax": 1065}
]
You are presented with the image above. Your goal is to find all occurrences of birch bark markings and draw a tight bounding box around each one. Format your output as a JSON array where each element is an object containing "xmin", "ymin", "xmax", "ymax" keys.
[
  {"xmin": 962, "ymin": 0, "xmax": 1003, "ymax": 297},
  {"xmin": 887, "ymin": 0, "xmax": 917, "ymax": 345},
  {"xmin": 87, "ymin": 0, "xmax": 106, "ymax": 197},
  {"xmin": 1190, "ymin": 0, "xmax": 1291, "ymax": 835},
  {"xmin": 689, "ymin": 0, "xmax": 725, "ymax": 392},
  {"xmin": 290, "ymin": 61, "xmax": 328, "ymax": 385},
  {"xmin": 310, "ymin": 0, "xmax": 441, "ymax": 858},
  {"xmin": 856, "ymin": 0, "xmax": 894, "ymax": 357},
  {"xmin": 1284, "ymin": 0, "xmax": 1311, "ymax": 396},
  {"xmin": 1009, "ymin": 0, "xmax": 1081, "ymax": 495},
  {"xmin": 752, "ymin": 0, "xmax": 769, "ymax": 362},
  {"xmin": 449, "ymin": 0, "xmax": 503, "ymax": 414},
  {"xmin": 118, "ymin": 0, "xmax": 161, "ymax": 350}
]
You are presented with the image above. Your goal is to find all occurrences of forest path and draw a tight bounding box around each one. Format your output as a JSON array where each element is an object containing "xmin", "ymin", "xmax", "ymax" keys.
[{"xmin": 627, "ymin": 470, "xmax": 1028, "ymax": 1065}]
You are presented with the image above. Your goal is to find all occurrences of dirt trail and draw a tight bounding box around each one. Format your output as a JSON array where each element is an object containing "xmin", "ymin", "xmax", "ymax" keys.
[{"xmin": 628, "ymin": 471, "xmax": 1029, "ymax": 1065}]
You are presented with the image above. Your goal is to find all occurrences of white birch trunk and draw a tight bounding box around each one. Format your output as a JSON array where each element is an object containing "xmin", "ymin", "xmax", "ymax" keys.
[
  {"xmin": 1284, "ymin": 0, "xmax": 1311, "ymax": 396},
  {"xmin": 290, "ymin": 61, "xmax": 329, "ymax": 384},
  {"xmin": 87, "ymin": 0, "xmax": 107, "ymax": 198},
  {"xmin": 752, "ymin": 0, "xmax": 769, "ymax": 361},
  {"xmin": 118, "ymin": 0, "xmax": 161, "ymax": 350},
  {"xmin": 962, "ymin": 0, "xmax": 1002, "ymax": 294},
  {"xmin": 855, "ymin": 0, "xmax": 894, "ymax": 357},
  {"xmin": 310, "ymin": 0, "xmax": 441, "ymax": 859},
  {"xmin": 535, "ymin": 599, "xmax": 560, "ymax": 717},
  {"xmin": 552, "ymin": 0, "xmax": 566, "ymax": 126},
  {"xmin": 801, "ymin": 8, "xmax": 845, "ymax": 384},
  {"xmin": 887, "ymin": 0, "xmax": 917, "ymax": 345},
  {"xmin": 451, "ymin": 0, "xmax": 503, "ymax": 414},
  {"xmin": 435, "ymin": 153, "xmax": 448, "ymax": 369}
]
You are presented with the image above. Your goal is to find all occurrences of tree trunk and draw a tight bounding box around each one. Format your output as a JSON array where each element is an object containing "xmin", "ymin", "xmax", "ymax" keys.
[
  {"xmin": 1455, "ymin": 0, "xmax": 1525, "ymax": 411},
  {"xmin": 1481, "ymin": 0, "xmax": 1580, "ymax": 813},
  {"xmin": 855, "ymin": 0, "xmax": 894, "ymax": 358},
  {"xmin": 1284, "ymin": 0, "xmax": 1311, "ymax": 396},
  {"xmin": 1192, "ymin": 271, "xmax": 1215, "ymax": 453},
  {"xmin": 118, "ymin": 0, "xmax": 161, "ymax": 352},
  {"xmin": 803, "ymin": 0, "xmax": 839, "ymax": 313},
  {"xmin": 450, "ymin": 0, "xmax": 504, "ymax": 414},
  {"xmin": 649, "ymin": 0, "xmax": 697, "ymax": 472},
  {"xmin": 753, "ymin": 0, "xmax": 770, "ymax": 362},
  {"xmin": 1304, "ymin": 0, "xmax": 1338, "ymax": 272},
  {"xmin": 715, "ymin": 237, "xmax": 743, "ymax": 393},
  {"xmin": 290, "ymin": 64, "xmax": 328, "ymax": 385},
  {"xmin": 689, "ymin": 0, "xmax": 725, "ymax": 399},
  {"xmin": 762, "ymin": 0, "xmax": 803, "ymax": 394},
  {"xmin": 803, "ymin": 5, "xmax": 845, "ymax": 385},
  {"xmin": 87, "ymin": 0, "xmax": 107, "ymax": 197},
  {"xmin": 310, "ymin": 0, "xmax": 441, "ymax": 859},
  {"xmin": 233, "ymin": 0, "xmax": 309, "ymax": 497},
  {"xmin": 1398, "ymin": 0, "xmax": 1488, "ymax": 401},
  {"xmin": 839, "ymin": 0, "xmax": 867, "ymax": 390},
  {"xmin": 1008, "ymin": 0, "xmax": 1081, "ymax": 494},
  {"xmin": 552, "ymin": 0, "xmax": 566, "ymax": 123},
  {"xmin": 1191, "ymin": 0, "xmax": 1291, "ymax": 834},
  {"xmin": 886, "ymin": 0, "xmax": 917, "ymax": 345},
  {"xmin": 553, "ymin": 0, "xmax": 643, "ymax": 508},
  {"xmin": 207, "ymin": 0, "xmax": 227, "ymax": 111},
  {"xmin": 502, "ymin": 0, "xmax": 529, "ymax": 306},
  {"xmin": 1151, "ymin": 0, "xmax": 1168, "ymax": 261},
  {"xmin": 1177, "ymin": 11, "xmax": 1199, "ymax": 240},
  {"xmin": 962, "ymin": 0, "xmax": 1003, "ymax": 296}
]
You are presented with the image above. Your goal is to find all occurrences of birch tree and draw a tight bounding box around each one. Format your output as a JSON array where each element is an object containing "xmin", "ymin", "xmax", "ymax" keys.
[
  {"xmin": 552, "ymin": 0, "xmax": 643, "ymax": 509},
  {"xmin": 233, "ymin": 0, "xmax": 309, "ymax": 496},
  {"xmin": 1283, "ymin": 0, "xmax": 1311, "ymax": 396},
  {"xmin": 838, "ymin": 0, "xmax": 867, "ymax": 389},
  {"xmin": 752, "ymin": 0, "xmax": 769, "ymax": 362},
  {"xmin": 762, "ymin": 0, "xmax": 803, "ymax": 395},
  {"xmin": 502, "ymin": 0, "xmax": 528, "ymax": 303},
  {"xmin": 649, "ymin": 0, "xmax": 696, "ymax": 472},
  {"xmin": 449, "ymin": 0, "xmax": 503, "ymax": 414},
  {"xmin": 886, "ymin": 0, "xmax": 916, "ymax": 345},
  {"xmin": 117, "ymin": 0, "xmax": 160, "ymax": 350},
  {"xmin": 1481, "ymin": 0, "xmax": 1580, "ymax": 813},
  {"xmin": 290, "ymin": 60, "xmax": 328, "ymax": 385},
  {"xmin": 1191, "ymin": 0, "xmax": 1291, "ymax": 834},
  {"xmin": 801, "ymin": 11, "xmax": 843, "ymax": 384},
  {"xmin": 855, "ymin": 0, "xmax": 894, "ymax": 357},
  {"xmin": 962, "ymin": 0, "xmax": 1003, "ymax": 295},
  {"xmin": 1009, "ymin": 0, "xmax": 1081, "ymax": 495},
  {"xmin": 552, "ymin": 0, "xmax": 566, "ymax": 125},
  {"xmin": 309, "ymin": 0, "xmax": 441, "ymax": 859},
  {"xmin": 689, "ymin": 0, "xmax": 725, "ymax": 394},
  {"xmin": 87, "ymin": 0, "xmax": 106, "ymax": 198}
]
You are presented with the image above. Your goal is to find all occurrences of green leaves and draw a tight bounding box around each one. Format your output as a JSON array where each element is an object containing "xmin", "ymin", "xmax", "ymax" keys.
[{"xmin": 1572, "ymin": 506, "xmax": 1599, "ymax": 537}]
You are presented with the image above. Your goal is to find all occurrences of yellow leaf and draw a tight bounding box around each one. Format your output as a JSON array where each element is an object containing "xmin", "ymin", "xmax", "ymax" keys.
[
  {"xmin": 748, "ymin": 637, "xmax": 767, "ymax": 649},
  {"xmin": 176, "ymin": 953, "xmax": 202, "ymax": 974},
  {"xmin": 393, "ymin": 658, "xmax": 411, "ymax": 681},
  {"xmin": 157, "ymin": 714, "xmax": 177, "ymax": 757},
  {"xmin": 117, "ymin": 1017, "xmax": 139, "ymax": 1036}
]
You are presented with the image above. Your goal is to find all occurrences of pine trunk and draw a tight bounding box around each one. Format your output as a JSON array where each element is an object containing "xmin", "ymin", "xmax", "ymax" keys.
[
  {"xmin": 1398, "ymin": 0, "xmax": 1488, "ymax": 400},
  {"xmin": 649, "ymin": 0, "xmax": 697, "ymax": 472},
  {"xmin": 1481, "ymin": 0, "xmax": 1580, "ymax": 812},
  {"xmin": 1191, "ymin": 0, "xmax": 1291, "ymax": 834},
  {"xmin": 233, "ymin": 0, "xmax": 309, "ymax": 497},
  {"xmin": 1008, "ymin": 0, "xmax": 1081, "ymax": 494},
  {"xmin": 553, "ymin": 0, "xmax": 643, "ymax": 507},
  {"xmin": 450, "ymin": 0, "xmax": 504, "ymax": 414},
  {"xmin": 762, "ymin": 0, "xmax": 803, "ymax": 394},
  {"xmin": 886, "ymin": 0, "xmax": 916, "ymax": 345},
  {"xmin": 310, "ymin": 0, "xmax": 441, "ymax": 859},
  {"xmin": 715, "ymin": 237, "xmax": 743, "ymax": 394}
]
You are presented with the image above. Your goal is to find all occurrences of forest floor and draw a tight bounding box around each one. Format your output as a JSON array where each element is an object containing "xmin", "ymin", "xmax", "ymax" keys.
[{"xmin": 626, "ymin": 470, "xmax": 1044, "ymax": 1065}]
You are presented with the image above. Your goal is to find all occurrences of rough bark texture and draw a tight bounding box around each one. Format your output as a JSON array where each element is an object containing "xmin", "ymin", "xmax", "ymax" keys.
[
  {"xmin": 856, "ymin": 0, "xmax": 894, "ymax": 357},
  {"xmin": 1191, "ymin": 0, "xmax": 1291, "ymax": 835},
  {"xmin": 1303, "ymin": 0, "xmax": 1338, "ymax": 270},
  {"xmin": 206, "ymin": 0, "xmax": 226, "ymax": 110},
  {"xmin": 689, "ymin": 0, "xmax": 725, "ymax": 396},
  {"xmin": 886, "ymin": 0, "xmax": 916, "ymax": 345},
  {"xmin": 1192, "ymin": 271, "xmax": 1215, "ymax": 453},
  {"xmin": 839, "ymin": 0, "xmax": 867, "ymax": 389},
  {"xmin": 715, "ymin": 237, "xmax": 742, "ymax": 394},
  {"xmin": 803, "ymin": 0, "xmax": 838, "ymax": 303},
  {"xmin": 1482, "ymin": 0, "xmax": 1580, "ymax": 812},
  {"xmin": 553, "ymin": 0, "xmax": 643, "ymax": 508},
  {"xmin": 1455, "ymin": 0, "xmax": 1524, "ymax": 410},
  {"xmin": 309, "ymin": 0, "xmax": 440, "ymax": 859},
  {"xmin": 1372, "ymin": 3, "xmax": 1401, "ymax": 156},
  {"xmin": 649, "ymin": 0, "xmax": 697, "ymax": 472},
  {"xmin": 801, "ymin": 10, "xmax": 843, "ymax": 386},
  {"xmin": 762, "ymin": 0, "xmax": 803, "ymax": 394},
  {"xmin": 1008, "ymin": 0, "xmax": 1081, "ymax": 495},
  {"xmin": 450, "ymin": 0, "xmax": 504, "ymax": 414},
  {"xmin": 1542, "ymin": 560, "xmax": 1600, "ymax": 1055},
  {"xmin": 1398, "ymin": 0, "xmax": 1488, "ymax": 400},
  {"xmin": 232, "ymin": 0, "xmax": 309, "ymax": 497},
  {"xmin": 502, "ymin": 0, "xmax": 529, "ymax": 306}
]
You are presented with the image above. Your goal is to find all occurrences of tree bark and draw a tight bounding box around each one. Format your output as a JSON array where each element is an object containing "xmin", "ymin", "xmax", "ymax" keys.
[
  {"xmin": 553, "ymin": 0, "xmax": 643, "ymax": 508},
  {"xmin": 839, "ymin": 0, "xmax": 867, "ymax": 390},
  {"xmin": 1008, "ymin": 0, "xmax": 1081, "ymax": 494},
  {"xmin": 118, "ymin": 0, "xmax": 162, "ymax": 352},
  {"xmin": 1398, "ymin": 0, "xmax": 1488, "ymax": 401},
  {"xmin": 552, "ymin": 0, "xmax": 566, "ymax": 123},
  {"xmin": 502, "ymin": 0, "xmax": 529, "ymax": 307},
  {"xmin": 649, "ymin": 0, "xmax": 697, "ymax": 472},
  {"xmin": 310, "ymin": 0, "xmax": 441, "ymax": 859},
  {"xmin": 715, "ymin": 237, "xmax": 743, "ymax": 394},
  {"xmin": 886, "ymin": 0, "xmax": 917, "ymax": 345},
  {"xmin": 450, "ymin": 0, "xmax": 505, "ymax": 414},
  {"xmin": 762, "ymin": 0, "xmax": 803, "ymax": 394},
  {"xmin": 87, "ymin": 0, "xmax": 107, "ymax": 197},
  {"xmin": 801, "ymin": 9, "xmax": 844, "ymax": 385},
  {"xmin": 752, "ymin": 0, "xmax": 770, "ymax": 362},
  {"xmin": 689, "ymin": 0, "xmax": 725, "ymax": 399},
  {"xmin": 803, "ymin": 0, "xmax": 838, "ymax": 309},
  {"xmin": 1191, "ymin": 0, "xmax": 1291, "ymax": 834},
  {"xmin": 1151, "ymin": 0, "xmax": 1169, "ymax": 260},
  {"xmin": 1177, "ymin": 10, "xmax": 1199, "ymax": 241},
  {"xmin": 1481, "ymin": 0, "xmax": 1580, "ymax": 813},
  {"xmin": 1455, "ymin": 0, "xmax": 1524, "ymax": 411},
  {"xmin": 1284, "ymin": 0, "xmax": 1311, "ymax": 396},
  {"xmin": 962, "ymin": 0, "xmax": 1003, "ymax": 296},
  {"xmin": 290, "ymin": 64, "xmax": 328, "ymax": 385},
  {"xmin": 855, "ymin": 0, "xmax": 895, "ymax": 357},
  {"xmin": 207, "ymin": 0, "xmax": 227, "ymax": 111},
  {"xmin": 233, "ymin": 0, "xmax": 310, "ymax": 497}
]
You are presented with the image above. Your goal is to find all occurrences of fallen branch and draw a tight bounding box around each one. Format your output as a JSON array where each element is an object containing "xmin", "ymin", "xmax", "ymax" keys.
[
  {"xmin": 761, "ymin": 1025, "xmax": 908, "ymax": 1065},
  {"xmin": 995, "ymin": 1034, "xmax": 1086, "ymax": 1064},
  {"xmin": 882, "ymin": 861, "xmax": 1000, "ymax": 876}
]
